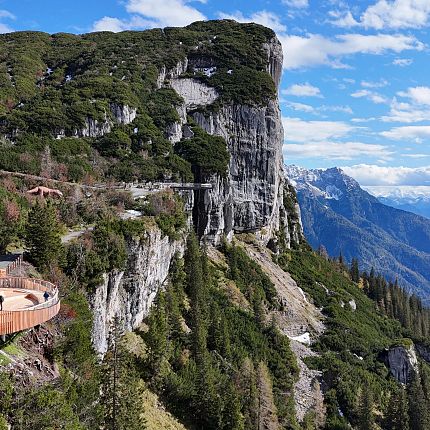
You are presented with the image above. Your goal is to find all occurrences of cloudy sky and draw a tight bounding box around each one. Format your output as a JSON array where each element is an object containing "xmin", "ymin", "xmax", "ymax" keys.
[{"xmin": 1, "ymin": 0, "xmax": 430, "ymax": 186}]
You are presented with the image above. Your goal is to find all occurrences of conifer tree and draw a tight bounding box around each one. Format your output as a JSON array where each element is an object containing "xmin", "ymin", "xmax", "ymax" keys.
[
  {"xmin": 350, "ymin": 258, "xmax": 360, "ymax": 283},
  {"xmin": 357, "ymin": 384, "xmax": 375, "ymax": 430},
  {"xmin": 25, "ymin": 201, "xmax": 62, "ymax": 271},
  {"xmin": 101, "ymin": 317, "xmax": 146, "ymax": 430},
  {"xmin": 408, "ymin": 374, "xmax": 429, "ymax": 430},
  {"xmin": 145, "ymin": 292, "xmax": 171, "ymax": 383},
  {"xmin": 385, "ymin": 387, "xmax": 409, "ymax": 430}
]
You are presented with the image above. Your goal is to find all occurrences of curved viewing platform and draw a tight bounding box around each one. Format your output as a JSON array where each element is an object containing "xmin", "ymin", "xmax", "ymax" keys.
[{"xmin": 0, "ymin": 277, "xmax": 60, "ymax": 336}]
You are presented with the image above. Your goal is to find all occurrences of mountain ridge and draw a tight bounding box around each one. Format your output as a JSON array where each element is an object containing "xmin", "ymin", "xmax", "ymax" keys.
[{"xmin": 286, "ymin": 164, "xmax": 430, "ymax": 301}]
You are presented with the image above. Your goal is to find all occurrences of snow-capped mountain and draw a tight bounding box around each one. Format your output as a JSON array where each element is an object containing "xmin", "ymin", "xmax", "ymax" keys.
[
  {"xmin": 285, "ymin": 165, "xmax": 430, "ymax": 302},
  {"xmin": 364, "ymin": 186, "xmax": 430, "ymax": 219}
]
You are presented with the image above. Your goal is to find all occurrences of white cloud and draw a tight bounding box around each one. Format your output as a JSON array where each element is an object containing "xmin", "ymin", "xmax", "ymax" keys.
[
  {"xmin": 0, "ymin": 10, "xmax": 15, "ymax": 20},
  {"xmin": 282, "ymin": 0, "xmax": 309, "ymax": 8},
  {"xmin": 381, "ymin": 91, "xmax": 430, "ymax": 123},
  {"xmin": 283, "ymin": 117, "xmax": 391, "ymax": 160},
  {"xmin": 351, "ymin": 117, "xmax": 377, "ymax": 122},
  {"xmin": 279, "ymin": 32, "xmax": 423, "ymax": 69},
  {"xmin": 93, "ymin": 17, "xmax": 129, "ymax": 32},
  {"xmin": 397, "ymin": 86, "xmax": 430, "ymax": 106},
  {"xmin": 320, "ymin": 105, "xmax": 353, "ymax": 114},
  {"xmin": 401, "ymin": 153, "xmax": 430, "ymax": 158},
  {"xmin": 284, "ymin": 101, "xmax": 316, "ymax": 113},
  {"xmin": 351, "ymin": 89, "xmax": 388, "ymax": 104},
  {"xmin": 283, "ymin": 83, "xmax": 323, "ymax": 97},
  {"xmin": 393, "ymin": 58, "xmax": 413, "ymax": 66},
  {"xmin": 93, "ymin": 0, "xmax": 206, "ymax": 31},
  {"xmin": 381, "ymin": 125, "xmax": 430, "ymax": 141},
  {"xmin": 217, "ymin": 10, "xmax": 287, "ymax": 33},
  {"xmin": 284, "ymin": 141, "xmax": 393, "ymax": 160},
  {"xmin": 343, "ymin": 164, "xmax": 430, "ymax": 186},
  {"xmin": 331, "ymin": 0, "xmax": 430, "ymax": 30},
  {"xmin": 0, "ymin": 9, "xmax": 14, "ymax": 33},
  {"xmin": 0, "ymin": 23, "xmax": 12, "ymax": 33},
  {"xmin": 283, "ymin": 102, "xmax": 353, "ymax": 115},
  {"xmin": 126, "ymin": 0, "xmax": 206, "ymax": 27},
  {"xmin": 361, "ymin": 79, "xmax": 388, "ymax": 88},
  {"xmin": 283, "ymin": 117, "xmax": 354, "ymax": 142},
  {"xmin": 329, "ymin": 10, "xmax": 359, "ymax": 27}
]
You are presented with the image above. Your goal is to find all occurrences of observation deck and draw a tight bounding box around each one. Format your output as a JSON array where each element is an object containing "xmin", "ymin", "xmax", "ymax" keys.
[{"xmin": 0, "ymin": 277, "xmax": 60, "ymax": 336}]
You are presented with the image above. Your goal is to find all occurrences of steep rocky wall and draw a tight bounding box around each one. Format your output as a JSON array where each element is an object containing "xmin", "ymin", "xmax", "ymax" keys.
[
  {"xmin": 386, "ymin": 344, "xmax": 418, "ymax": 384},
  {"xmin": 91, "ymin": 227, "xmax": 185, "ymax": 354},
  {"xmin": 163, "ymin": 36, "xmax": 298, "ymax": 248}
]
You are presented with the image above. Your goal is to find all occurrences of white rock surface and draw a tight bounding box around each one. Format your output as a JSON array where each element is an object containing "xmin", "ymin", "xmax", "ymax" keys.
[
  {"xmin": 91, "ymin": 227, "xmax": 186, "ymax": 354},
  {"xmin": 170, "ymin": 78, "xmax": 219, "ymax": 109},
  {"xmin": 387, "ymin": 344, "xmax": 418, "ymax": 384},
  {"xmin": 110, "ymin": 103, "xmax": 137, "ymax": 125}
]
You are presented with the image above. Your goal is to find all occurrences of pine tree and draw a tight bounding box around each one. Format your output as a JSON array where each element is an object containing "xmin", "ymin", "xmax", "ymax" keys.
[
  {"xmin": 100, "ymin": 317, "xmax": 146, "ymax": 430},
  {"xmin": 25, "ymin": 201, "xmax": 62, "ymax": 271},
  {"xmin": 257, "ymin": 362, "xmax": 280, "ymax": 430},
  {"xmin": 239, "ymin": 358, "xmax": 258, "ymax": 430},
  {"xmin": 385, "ymin": 387, "xmax": 409, "ymax": 430},
  {"xmin": 144, "ymin": 292, "xmax": 171, "ymax": 384},
  {"xmin": 357, "ymin": 384, "xmax": 375, "ymax": 430},
  {"xmin": 184, "ymin": 232, "xmax": 208, "ymax": 362},
  {"xmin": 408, "ymin": 374, "xmax": 429, "ymax": 430},
  {"xmin": 350, "ymin": 258, "xmax": 360, "ymax": 283}
]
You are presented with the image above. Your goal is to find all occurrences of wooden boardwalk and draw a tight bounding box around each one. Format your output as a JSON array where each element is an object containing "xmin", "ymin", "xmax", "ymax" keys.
[{"xmin": 0, "ymin": 277, "xmax": 60, "ymax": 336}]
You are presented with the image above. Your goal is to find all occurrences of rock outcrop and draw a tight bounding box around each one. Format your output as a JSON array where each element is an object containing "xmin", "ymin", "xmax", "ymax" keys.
[
  {"xmin": 91, "ymin": 34, "xmax": 304, "ymax": 354},
  {"xmin": 387, "ymin": 343, "xmax": 418, "ymax": 384},
  {"xmin": 55, "ymin": 104, "xmax": 137, "ymax": 139},
  {"xmin": 92, "ymin": 226, "xmax": 186, "ymax": 354},
  {"xmin": 162, "ymin": 36, "xmax": 298, "ymax": 248}
]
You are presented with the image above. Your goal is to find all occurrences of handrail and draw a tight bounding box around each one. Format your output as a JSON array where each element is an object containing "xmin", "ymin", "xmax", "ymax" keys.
[
  {"xmin": 0, "ymin": 277, "xmax": 59, "ymax": 311},
  {"xmin": 0, "ymin": 276, "xmax": 61, "ymax": 336}
]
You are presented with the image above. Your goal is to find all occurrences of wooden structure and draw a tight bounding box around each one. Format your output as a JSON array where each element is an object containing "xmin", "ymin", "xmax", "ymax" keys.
[
  {"xmin": 0, "ymin": 254, "xmax": 22, "ymax": 277},
  {"xmin": 0, "ymin": 277, "xmax": 60, "ymax": 336}
]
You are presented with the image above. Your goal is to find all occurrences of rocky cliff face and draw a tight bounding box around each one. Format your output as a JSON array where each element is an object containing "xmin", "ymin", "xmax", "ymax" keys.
[
  {"xmin": 91, "ymin": 227, "xmax": 186, "ymax": 354},
  {"xmin": 163, "ymin": 37, "xmax": 297, "ymax": 248},
  {"xmin": 91, "ymin": 34, "xmax": 303, "ymax": 353},
  {"xmin": 386, "ymin": 344, "xmax": 418, "ymax": 384},
  {"xmin": 55, "ymin": 104, "xmax": 137, "ymax": 139}
]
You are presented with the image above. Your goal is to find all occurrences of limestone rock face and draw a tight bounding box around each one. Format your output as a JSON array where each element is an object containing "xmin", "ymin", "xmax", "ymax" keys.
[
  {"xmin": 190, "ymin": 100, "xmax": 286, "ymax": 245},
  {"xmin": 387, "ymin": 344, "xmax": 418, "ymax": 384},
  {"xmin": 170, "ymin": 78, "xmax": 219, "ymax": 109},
  {"xmin": 416, "ymin": 343, "xmax": 430, "ymax": 363},
  {"xmin": 76, "ymin": 116, "xmax": 112, "ymax": 138},
  {"xmin": 91, "ymin": 35, "xmax": 304, "ymax": 353},
  {"xmin": 160, "ymin": 35, "xmax": 300, "ymax": 248},
  {"xmin": 91, "ymin": 227, "xmax": 185, "ymax": 354},
  {"xmin": 110, "ymin": 103, "xmax": 137, "ymax": 125},
  {"xmin": 56, "ymin": 104, "xmax": 137, "ymax": 139}
]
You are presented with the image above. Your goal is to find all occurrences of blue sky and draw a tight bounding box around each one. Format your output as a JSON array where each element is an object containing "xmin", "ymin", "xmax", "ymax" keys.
[{"xmin": 1, "ymin": 0, "xmax": 430, "ymax": 186}]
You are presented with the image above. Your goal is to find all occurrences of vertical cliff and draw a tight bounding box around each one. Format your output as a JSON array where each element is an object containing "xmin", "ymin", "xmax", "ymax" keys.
[
  {"xmin": 91, "ymin": 226, "xmax": 186, "ymax": 354},
  {"xmin": 89, "ymin": 26, "xmax": 304, "ymax": 354},
  {"xmin": 161, "ymin": 33, "xmax": 298, "ymax": 248}
]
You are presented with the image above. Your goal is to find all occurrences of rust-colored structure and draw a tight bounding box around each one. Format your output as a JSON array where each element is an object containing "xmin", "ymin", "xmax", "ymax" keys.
[
  {"xmin": 0, "ymin": 254, "xmax": 22, "ymax": 277},
  {"xmin": 0, "ymin": 277, "xmax": 60, "ymax": 336}
]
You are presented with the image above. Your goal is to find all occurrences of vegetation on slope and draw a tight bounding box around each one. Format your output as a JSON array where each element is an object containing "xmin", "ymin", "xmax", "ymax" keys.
[
  {"xmin": 0, "ymin": 21, "xmax": 276, "ymax": 186},
  {"xmin": 277, "ymin": 247, "xmax": 430, "ymax": 429},
  {"xmin": 139, "ymin": 235, "xmax": 299, "ymax": 429}
]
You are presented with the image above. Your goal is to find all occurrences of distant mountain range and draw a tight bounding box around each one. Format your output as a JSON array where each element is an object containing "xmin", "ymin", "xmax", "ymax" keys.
[
  {"xmin": 286, "ymin": 165, "xmax": 430, "ymax": 301},
  {"xmin": 364, "ymin": 186, "xmax": 430, "ymax": 219}
]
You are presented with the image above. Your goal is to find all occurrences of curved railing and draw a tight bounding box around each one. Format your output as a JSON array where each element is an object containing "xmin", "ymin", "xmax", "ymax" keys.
[{"xmin": 0, "ymin": 277, "xmax": 60, "ymax": 335}]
